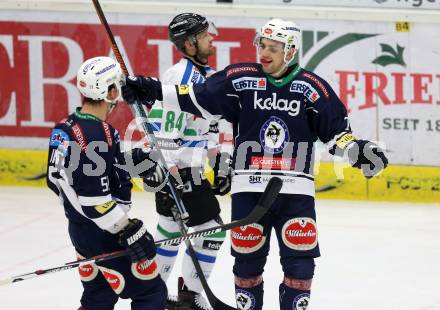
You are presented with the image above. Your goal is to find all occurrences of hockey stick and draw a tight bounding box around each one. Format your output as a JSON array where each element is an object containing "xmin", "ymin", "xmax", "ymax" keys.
[
  {"xmin": 91, "ymin": 0, "xmax": 189, "ymax": 220},
  {"xmin": 90, "ymin": 2, "xmax": 239, "ymax": 308},
  {"xmin": 0, "ymin": 177, "xmax": 282, "ymax": 287},
  {"xmin": 178, "ymin": 177, "xmax": 282, "ymax": 310}
]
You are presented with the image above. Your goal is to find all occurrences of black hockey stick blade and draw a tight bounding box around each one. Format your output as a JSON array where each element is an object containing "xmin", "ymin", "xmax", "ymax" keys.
[{"xmin": 192, "ymin": 177, "xmax": 283, "ymax": 310}]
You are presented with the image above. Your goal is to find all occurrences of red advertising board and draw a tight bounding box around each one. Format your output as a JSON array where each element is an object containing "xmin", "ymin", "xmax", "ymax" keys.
[{"xmin": 0, "ymin": 21, "xmax": 256, "ymax": 141}]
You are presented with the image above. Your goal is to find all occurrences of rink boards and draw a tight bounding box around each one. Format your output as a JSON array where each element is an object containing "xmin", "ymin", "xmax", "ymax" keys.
[{"xmin": 0, "ymin": 148, "xmax": 438, "ymax": 203}]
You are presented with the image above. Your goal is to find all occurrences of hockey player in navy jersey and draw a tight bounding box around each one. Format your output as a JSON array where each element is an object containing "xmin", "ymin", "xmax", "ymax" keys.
[
  {"xmin": 122, "ymin": 19, "xmax": 388, "ymax": 310},
  {"xmin": 139, "ymin": 13, "xmax": 233, "ymax": 310},
  {"xmin": 46, "ymin": 56, "xmax": 167, "ymax": 310}
]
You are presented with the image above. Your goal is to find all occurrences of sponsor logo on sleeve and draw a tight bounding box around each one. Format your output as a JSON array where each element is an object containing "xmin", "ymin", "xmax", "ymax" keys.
[
  {"xmin": 232, "ymin": 77, "xmax": 267, "ymax": 91},
  {"xmin": 190, "ymin": 70, "xmax": 200, "ymax": 84},
  {"xmin": 178, "ymin": 85, "xmax": 190, "ymax": 95},
  {"xmin": 290, "ymin": 81, "xmax": 320, "ymax": 102},
  {"xmin": 94, "ymin": 201, "xmax": 116, "ymax": 215}
]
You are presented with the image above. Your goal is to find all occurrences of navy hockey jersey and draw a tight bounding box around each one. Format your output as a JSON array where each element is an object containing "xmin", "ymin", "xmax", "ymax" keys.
[
  {"xmin": 161, "ymin": 63, "xmax": 351, "ymax": 197},
  {"xmin": 46, "ymin": 108, "xmax": 132, "ymax": 233}
]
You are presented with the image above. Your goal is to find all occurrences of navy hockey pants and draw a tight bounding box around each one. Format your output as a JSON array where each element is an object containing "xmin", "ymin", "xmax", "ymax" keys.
[
  {"xmin": 231, "ymin": 192, "xmax": 320, "ymax": 280},
  {"xmin": 68, "ymin": 221, "xmax": 167, "ymax": 310}
]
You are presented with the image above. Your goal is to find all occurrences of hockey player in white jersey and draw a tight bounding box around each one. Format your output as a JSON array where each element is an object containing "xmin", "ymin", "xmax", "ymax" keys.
[
  {"xmin": 122, "ymin": 18, "xmax": 389, "ymax": 310},
  {"xmin": 141, "ymin": 13, "xmax": 233, "ymax": 310}
]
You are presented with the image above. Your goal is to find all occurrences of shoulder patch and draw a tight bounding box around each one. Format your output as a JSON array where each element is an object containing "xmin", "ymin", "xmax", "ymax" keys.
[
  {"xmin": 290, "ymin": 81, "xmax": 320, "ymax": 102},
  {"xmin": 49, "ymin": 128, "xmax": 69, "ymax": 147},
  {"xmin": 302, "ymin": 72, "xmax": 330, "ymax": 98},
  {"xmin": 226, "ymin": 66, "xmax": 258, "ymax": 77}
]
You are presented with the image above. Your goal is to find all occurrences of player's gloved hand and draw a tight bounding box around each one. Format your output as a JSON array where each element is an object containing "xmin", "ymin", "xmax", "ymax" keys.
[
  {"xmin": 211, "ymin": 152, "xmax": 233, "ymax": 196},
  {"xmin": 118, "ymin": 218, "xmax": 156, "ymax": 262},
  {"xmin": 346, "ymin": 140, "xmax": 388, "ymax": 178},
  {"xmin": 122, "ymin": 75, "xmax": 163, "ymax": 107},
  {"xmin": 155, "ymin": 182, "xmax": 184, "ymax": 216},
  {"xmin": 125, "ymin": 147, "xmax": 158, "ymax": 178},
  {"xmin": 143, "ymin": 165, "xmax": 166, "ymax": 191}
]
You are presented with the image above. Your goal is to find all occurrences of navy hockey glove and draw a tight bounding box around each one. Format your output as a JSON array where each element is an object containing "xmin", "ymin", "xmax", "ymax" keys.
[
  {"xmin": 347, "ymin": 140, "xmax": 388, "ymax": 178},
  {"xmin": 123, "ymin": 75, "xmax": 163, "ymax": 107},
  {"xmin": 118, "ymin": 218, "xmax": 156, "ymax": 262},
  {"xmin": 211, "ymin": 152, "xmax": 232, "ymax": 196}
]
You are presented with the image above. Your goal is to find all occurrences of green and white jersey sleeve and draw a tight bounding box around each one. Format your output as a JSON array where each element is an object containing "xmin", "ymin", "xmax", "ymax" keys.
[{"xmin": 148, "ymin": 58, "xmax": 215, "ymax": 169}]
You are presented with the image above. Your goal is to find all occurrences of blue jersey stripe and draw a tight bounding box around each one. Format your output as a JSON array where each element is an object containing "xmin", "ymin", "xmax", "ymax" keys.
[
  {"xmin": 157, "ymin": 247, "xmax": 179, "ymax": 257},
  {"xmin": 181, "ymin": 61, "xmax": 194, "ymax": 84},
  {"xmin": 185, "ymin": 249, "xmax": 216, "ymax": 263}
]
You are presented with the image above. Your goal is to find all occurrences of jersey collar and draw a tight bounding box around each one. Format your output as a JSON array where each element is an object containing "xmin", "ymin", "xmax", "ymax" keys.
[
  {"xmin": 74, "ymin": 107, "xmax": 101, "ymax": 122},
  {"xmin": 266, "ymin": 63, "xmax": 302, "ymax": 88}
]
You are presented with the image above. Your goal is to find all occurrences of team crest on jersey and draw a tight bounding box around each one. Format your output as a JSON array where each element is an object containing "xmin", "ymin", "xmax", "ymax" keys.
[
  {"xmin": 231, "ymin": 224, "xmax": 266, "ymax": 254},
  {"xmin": 232, "ymin": 77, "xmax": 267, "ymax": 91},
  {"xmin": 98, "ymin": 266, "xmax": 125, "ymax": 294},
  {"xmin": 235, "ymin": 289, "xmax": 256, "ymax": 310},
  {"xmin": 132, "ymin": 259, "xmax": 159, "ymax": 280},
  {"xmin": 50, "ymin": 129, "xmax": 69, "ymax": 155},
  {"xmin": 282, "ymin": 218, "xmax": 318, "ymax": 251},
  {"xmin": 260, "ymin": 116, "xmax": 290, "ymax": 154},
  {"xmin": 290, "ymin": 81, "xmax": 320, "ymax": 102},
  {"xmin": 49, "ymin": 129, "xmax": 69, "ymax": 147},
  {"xmin": 293, "ymin": 293, "xmax": 310, "ymax": 310}
]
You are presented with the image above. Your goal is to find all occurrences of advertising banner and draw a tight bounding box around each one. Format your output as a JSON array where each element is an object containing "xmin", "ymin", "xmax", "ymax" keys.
[
  {"xmin": 0, "ymin": 11, "xmax": 439, "ymax": 168},
  {"xmin": 235, "ymin": 0, "xmax": 440, "ymax": 10}
]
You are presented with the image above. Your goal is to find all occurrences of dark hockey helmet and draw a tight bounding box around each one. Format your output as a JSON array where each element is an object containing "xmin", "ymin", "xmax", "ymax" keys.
[{"xmin": 168, "ymin": 13, "xmax": 217, "ymax": 52}]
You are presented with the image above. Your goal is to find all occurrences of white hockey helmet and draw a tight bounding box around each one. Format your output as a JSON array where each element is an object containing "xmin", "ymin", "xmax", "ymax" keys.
[
  {"xmin": 255, "ymin": 19, "xmax": 301, "ymax": 66},
  {"xmin": 76, "ymin": 56, "xmax": 124, "ymax": 102}
]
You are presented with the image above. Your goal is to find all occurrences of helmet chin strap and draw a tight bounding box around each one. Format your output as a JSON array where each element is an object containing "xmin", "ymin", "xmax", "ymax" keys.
[
  {"xmin": 104, "ymin": 91, "xmax": 121, "ymax": 113},
  {"xmin": 271, "ymin": 49, "xmax": 297, "ymax": 78}
]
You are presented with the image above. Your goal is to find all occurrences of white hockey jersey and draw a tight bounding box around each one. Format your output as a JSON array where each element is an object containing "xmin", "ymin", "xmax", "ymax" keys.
[{"xmin": 147, "ymin": 58, "xmax": 233, "ymax": 169}]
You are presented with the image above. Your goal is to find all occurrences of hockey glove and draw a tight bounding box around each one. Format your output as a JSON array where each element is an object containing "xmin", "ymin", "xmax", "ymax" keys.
[
  {"xmin": 143, "ymin": 165, "xmax": 166, "ymax": 192},
  {"xmin": 118, "ymin": 218, "xmax": 156, "ymax": 262},
  {"xmin": 346, "ymin": 140, "xmax": 388, "ymax": 178},
  {"xmin": 123, "ymin": 148, "xmax": 158, "ymax": 178},
  {"xmin": 123, "ymin": 75, "xmax": 163, "ymax": 107},
  {"xmin": 211, "ymin": 152, "xmax": 233, "ymax": 196}
]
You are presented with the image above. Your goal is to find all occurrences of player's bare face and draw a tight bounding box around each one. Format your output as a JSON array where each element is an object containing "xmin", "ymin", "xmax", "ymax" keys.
[
  {"xmin": 258, "ymin": 38, "xmax": 286, "ymax": 76},
  {"xmin": 195, "ymin": 30, "xmax": 215, "ymax": 63}
]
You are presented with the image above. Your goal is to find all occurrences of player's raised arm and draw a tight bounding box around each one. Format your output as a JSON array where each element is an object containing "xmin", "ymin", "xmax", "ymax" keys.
[{"xmin": 121, "ymin": 63, "xmax": 253, "ymax": 124}]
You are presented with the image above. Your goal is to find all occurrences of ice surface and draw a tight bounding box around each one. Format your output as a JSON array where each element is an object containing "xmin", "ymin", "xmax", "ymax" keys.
[{"xmin": 0, "ymin": 187, "xmax": 439, "ymax": 309}]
